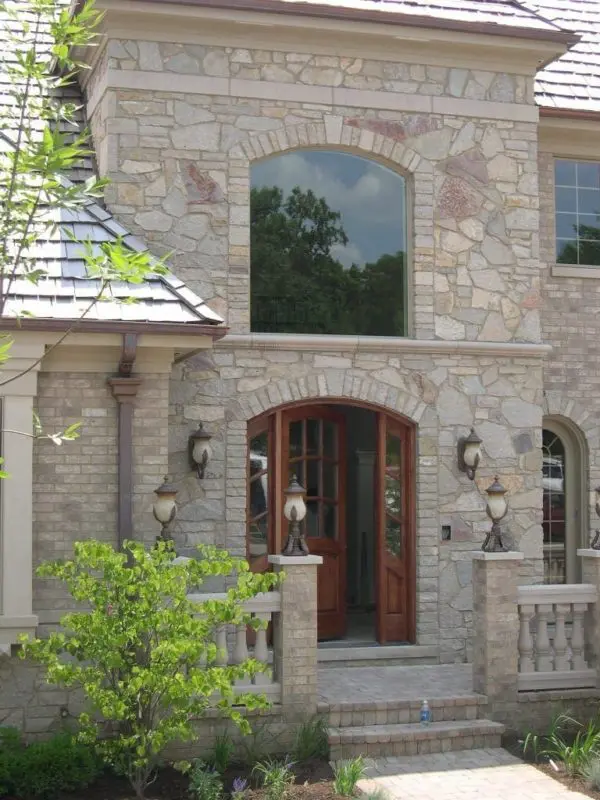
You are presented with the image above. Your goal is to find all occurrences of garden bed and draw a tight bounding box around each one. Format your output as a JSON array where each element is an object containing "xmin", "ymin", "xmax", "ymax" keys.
[{"xmin": 46, "ymin": 759, "xmax": 338, "ymax": 800}]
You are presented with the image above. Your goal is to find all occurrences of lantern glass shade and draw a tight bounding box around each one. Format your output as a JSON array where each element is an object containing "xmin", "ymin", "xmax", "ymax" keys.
[
  {"xmin": 192, "ymin": 437, "xmax": 212, "ymax": 466},
  {"xmin": 486, "ymin": 480, "xmax": 507, "ymax": 522},
  {"xmin": 283, "ymin": 476, "xmax": 307, "ymax": 522},
  {"xmin": 463, "ymin": 439, "xmax": 481, "ymax": 468},
  {"xmin": 153, "ymin": 494, "xmax": 176, "ymax": 524}
]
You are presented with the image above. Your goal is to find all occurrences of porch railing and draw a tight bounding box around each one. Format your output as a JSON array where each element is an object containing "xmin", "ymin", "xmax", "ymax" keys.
[
  {"xmin": 517, "ymin": 583, "xmax": 597, "ymax": 691},
  {"xmin": 188, "ymin": 590, "xmax": 281, "ymax": 700}
]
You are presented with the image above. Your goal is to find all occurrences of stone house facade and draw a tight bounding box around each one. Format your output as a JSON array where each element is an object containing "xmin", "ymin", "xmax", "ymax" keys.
[{"xmin": 1, "ymin": 0, "xmax": 600, "ymax": 735}]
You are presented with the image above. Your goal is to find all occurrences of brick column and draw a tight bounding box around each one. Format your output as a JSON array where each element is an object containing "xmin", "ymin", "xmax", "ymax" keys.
[
  {"xmin": 268, "ymin": 555, "xmax": 322, "ymax": 720},
  {"xmin": 472, "ymin": 552, "xmax": 523, "ymax": 708},
  {"xmin": 578, "ymin": 549, "xmax": 600, "ymax": 684}
]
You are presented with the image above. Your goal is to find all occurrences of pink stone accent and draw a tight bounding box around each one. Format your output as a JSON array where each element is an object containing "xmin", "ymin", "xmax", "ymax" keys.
[
  {"xmin": 436, "ymin": 177, "xmax": 483, "ymax": 219},
  {"xmin": 344, "ymin": 114, "xmax": 441, "ymax": 143},
  {"xmin": 184, "ymin": 163, "xmax": 224, "ymax": 204},
  {"xmin": 520, "ymin": 290, "xmax": 541, "ymax": 309},
  {"xmin": 443, "ymin": 148, "xmax": 489, "ymax": 185}
]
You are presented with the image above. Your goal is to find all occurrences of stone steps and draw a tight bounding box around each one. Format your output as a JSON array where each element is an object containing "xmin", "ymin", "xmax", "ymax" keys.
[
  {"xmin": 328, "ymin": 719, "xmax": 505, "ymax": 760},
  {"xmin": 320, "ymin": 694, "xmax": 486, "ymax": 727},
  {"xmin": 317, "ymin": 645, "xmax": 438, "ymax": 669}
]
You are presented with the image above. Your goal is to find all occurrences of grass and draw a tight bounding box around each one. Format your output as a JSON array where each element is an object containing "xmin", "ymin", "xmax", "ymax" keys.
[
  {"xmin": 333, "ymin": 757, "xmax": 365, "ymax": 797},
  {"xmin": 293, "ymin": 716, "xmax": 330, "ymax": 762},
  {"xmin": 523, "ymin": 713, "xmax": 600, "ymax": 776}
]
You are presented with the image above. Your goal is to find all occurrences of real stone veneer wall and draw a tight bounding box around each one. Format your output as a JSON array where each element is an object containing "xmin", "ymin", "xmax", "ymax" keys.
[{"xmin": 85, "ymin": 35, "xmax": 547, "ymax": 662}]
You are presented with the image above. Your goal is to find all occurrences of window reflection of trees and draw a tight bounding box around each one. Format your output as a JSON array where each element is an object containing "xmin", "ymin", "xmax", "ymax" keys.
[
  {"xmin": 250, "ymin": 152, "xmax": 407, "ymax": 337},
  {"xmin": 542, "ymin": 429, "xmax": 566, "ymax": 584}
]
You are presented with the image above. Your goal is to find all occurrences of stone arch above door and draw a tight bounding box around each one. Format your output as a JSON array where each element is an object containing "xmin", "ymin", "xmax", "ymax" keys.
[{"xmin": 227, "ymin": 372, "xmax": 428, "ymax": 426}]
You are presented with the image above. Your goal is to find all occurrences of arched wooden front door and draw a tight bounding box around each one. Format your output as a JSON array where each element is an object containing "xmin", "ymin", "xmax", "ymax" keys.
[{"xmin": 246, "ymin": 402, "xmax": 415, "ymax": 644}]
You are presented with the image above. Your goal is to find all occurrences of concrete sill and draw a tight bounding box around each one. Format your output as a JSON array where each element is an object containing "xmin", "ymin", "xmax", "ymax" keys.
[{"xmin": 552, "ymin": 264, "xmax": 600, "ymax": 279}]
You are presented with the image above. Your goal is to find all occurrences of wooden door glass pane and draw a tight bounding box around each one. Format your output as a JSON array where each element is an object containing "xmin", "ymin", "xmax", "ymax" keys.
[
  {"xmin": 306, "ymin": 501, "xmax": 320, "ymax": 537},
  {"xmin": 289, "ymin": 461, "xmax": 305, "ymax": 485},
  {"xmin": 385, "ymin": 474, "xmax": 402, "ymax": 516},
  {"xmin": 323, "ymin": 461, "xmax": 336, "ymax": 499},
  {"xmin": 385, "ymin": 518, "xmax": 402, "ymax": 557},
  {"xmin": 289, "ymin": 420, "xmax": 303, "ymax": 458},
  {"xmin": 387, "ymin": 435, "xmax": 402, "ymax": 467},
  {"xmin": 307, "ymin": 418, "xmax": 319, "ymax": 455},
  {"xmin": 307, "ymin": 459, "xmax": 319, "ymax": 498},
  {"xmin": 323, "ymin": 422, "xmax": 336, "ymax": 458}
]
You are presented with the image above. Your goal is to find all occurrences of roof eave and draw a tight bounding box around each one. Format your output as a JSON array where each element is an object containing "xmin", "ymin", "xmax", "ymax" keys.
[
  {"xmin": 539, "ymin": 106, "xmax": 600, "ymax": 122},
  {"xmin": 124, "ymin": 0, "xmax": 578, "ymax": 46},
  {"xmin": 0, "ymin": 317, "xmax": 228, "ymax": 339}
]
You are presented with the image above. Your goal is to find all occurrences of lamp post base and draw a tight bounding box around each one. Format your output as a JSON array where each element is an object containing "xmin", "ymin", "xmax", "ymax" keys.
[
  {"xmin": 482, "ymin": 522, "xmax": 509, "ymax": 553},
  {"xmin": 282, "ymin": 521, "xmax": 309, "ymax": 556}
]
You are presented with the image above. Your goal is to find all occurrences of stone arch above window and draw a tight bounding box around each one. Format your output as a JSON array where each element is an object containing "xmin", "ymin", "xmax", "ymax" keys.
[{"xmin": 250, "ymin": 148, "xmax": 408, "ymax": 336}]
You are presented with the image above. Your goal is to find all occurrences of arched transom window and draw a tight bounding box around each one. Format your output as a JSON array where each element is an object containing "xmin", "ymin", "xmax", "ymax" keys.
[{"xmin": 250, "ymin": 150, "xmax": 407, "ymax": 337}]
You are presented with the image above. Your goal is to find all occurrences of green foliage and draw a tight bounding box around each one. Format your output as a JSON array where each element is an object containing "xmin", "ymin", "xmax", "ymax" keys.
[
  {"xmin": 188, "ymin": 762, "xmax": 224, "ymax": 800},
  {"xmin": 0, "ymin": 728, "xmax": 99, "ymax": 799},
  {"xmin": 292, "ymin": 715, "xmax": 329, "ymax": 762},
  {"xmin": 209, "ymin": 732, "xmax": 235, "ymax": 774},
  {"xmin": 523, "ymin": 713, "xmax": 600, "ymax": 776},
  {"xmin": 21, "ymin": 540, "xmax": 281, "ymax": 800},
  {"xmin": 333, "ymin": 756, "xmax": 365, "ymax": 797},
  {"xmin": 253, "ymin": 758, "xmax": 296, "ymax": 800},
  {"xmin": 584, "ymin": 756, "xmax": 600, "ymax": 790},
  {"xmin": 250, "ymin": 185, "xmax": 405, "ymax": 337}
]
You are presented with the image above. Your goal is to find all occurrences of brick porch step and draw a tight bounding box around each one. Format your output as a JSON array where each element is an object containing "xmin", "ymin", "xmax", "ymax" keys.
[
  {"xmin": 319, "ymin": 694, "xmax": 486, "ymax": 726},
  {"xmin": 328, "ymin": 719, "xmax": 505, "ymax": 760}
]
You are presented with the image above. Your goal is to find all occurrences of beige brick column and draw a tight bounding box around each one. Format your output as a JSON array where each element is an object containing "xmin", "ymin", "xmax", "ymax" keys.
[
  {"xmin": 472, "ymin": 552, "xmax": 523, "ymax": 707},
  {"xmin": 578, "ymin": 549, "xmax": 600, "ymax": 685},
  {"xmin": 268, "ymin": 555, "xmax": 322, "ymax": 720}
]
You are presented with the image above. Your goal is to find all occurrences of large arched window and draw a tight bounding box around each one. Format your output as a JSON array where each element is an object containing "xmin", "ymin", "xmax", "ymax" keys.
[{"xmin": 250, "ymin": 150, "xmax": 407, "ymax": 336}]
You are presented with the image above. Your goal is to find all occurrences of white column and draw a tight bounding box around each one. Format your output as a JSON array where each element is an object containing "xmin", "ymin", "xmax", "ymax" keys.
[{"xmin": 0, "ymin": 337, "xmax": 43, "ymax": 647}]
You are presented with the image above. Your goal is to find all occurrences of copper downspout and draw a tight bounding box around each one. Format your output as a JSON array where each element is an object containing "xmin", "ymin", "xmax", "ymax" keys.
[{"xmin": 108, "ymin": 334, "xmax": 141, "ymax": 550}]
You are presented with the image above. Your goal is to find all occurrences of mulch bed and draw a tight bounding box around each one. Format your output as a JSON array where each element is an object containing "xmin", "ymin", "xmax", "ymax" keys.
[
  {"xmin": 51, "ymin": 759, "xmax": 337, "ymax": 800},
  {"xmin": 533, "ymin": 762, "xmax": 599, "ymax": 799}
]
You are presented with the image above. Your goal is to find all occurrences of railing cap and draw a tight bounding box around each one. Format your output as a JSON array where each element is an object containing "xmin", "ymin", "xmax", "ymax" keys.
[{"xmin": 518, "ymin": 583, "xmax": 597, "ymax": 605}]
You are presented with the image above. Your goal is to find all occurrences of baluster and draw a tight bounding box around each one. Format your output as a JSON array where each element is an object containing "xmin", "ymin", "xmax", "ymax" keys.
[
  {"xmin": 554, "ymin": 603, "xmax": 570, "ymax": 671},
  {"xmin": 571, "ymin": 602, "xmax": 588, "ymax": 670},
  {"xmin": 535, "ymin": 605, "xmax": 553, "ymax": 672},
  {"xmin": 253, "ymin": 612, "xmax": 271, "ymax": 686},
  {"xmin": 215, "ymin": 625, "xmax": 228, "ymax": 666},
  {"xmin": 518, "ymin": 604, "xmax": 535, "ymax": 673},
  {"xmin": 234, "ymin": 621, "xmax": 250, "ymax": 687}
]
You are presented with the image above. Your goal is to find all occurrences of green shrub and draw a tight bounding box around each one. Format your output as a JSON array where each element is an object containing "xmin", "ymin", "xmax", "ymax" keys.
[
  {"xmin": 189, "ymin": 762, "xmax": 224, "ymax": 800},
  {"xmin": 253, "ymin": 758, "xmax": 295, "ymax": 800},
  {"xmin": 293, "ymin": 715, "xmax": 329, "ymax": 762},
  {"xmin": 523, "ymin": 713, "xmax": 600, "ymax": 776},
  {"xmin": 333, "ymin": 756, "xmax": 366, "ymax": 797},
  {"xmin": 21, "ymin": 540, "xmax": 280, "ymax": 800},
  {"xmin": 0, "ymin": 729, "xmax": 99, "ymax": 799}
]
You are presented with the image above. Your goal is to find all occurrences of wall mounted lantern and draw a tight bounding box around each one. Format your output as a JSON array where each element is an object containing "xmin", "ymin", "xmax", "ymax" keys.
[
  {"xmin": 482, "ymin": 476, "xmax": 509, "ymax": 553},
  {"xmin": 592, "ymin": 486, "xmax": 600, "ymax": 549},
  {"xmin": 458, "ymin": 427, "xmax": 482, "ymax": 481},
  {"xmin": 189, "ymin": 423, "xmax": 212, "ymax": 479},
  {"xmin": 153, "ymin": 475, "xmax": 178, "ymax": 542},
  {"xmin": 282, "ymin": 475, "xmax": 308, "ymax": 556}
]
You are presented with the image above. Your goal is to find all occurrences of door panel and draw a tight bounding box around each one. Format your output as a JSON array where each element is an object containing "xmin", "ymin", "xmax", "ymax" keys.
[
  {"xmin": 376, "ymin": 414, "xmax": 415, "ymax": 643},
  {"xmin": 282, "ymin": 406, "xmax": 346, "ymax": 641}
]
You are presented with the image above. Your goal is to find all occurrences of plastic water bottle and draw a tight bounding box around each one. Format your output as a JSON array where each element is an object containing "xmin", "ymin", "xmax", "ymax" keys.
[{"xmin": 420, "ymin": 699, "xmax": 432, "ymax": 725}]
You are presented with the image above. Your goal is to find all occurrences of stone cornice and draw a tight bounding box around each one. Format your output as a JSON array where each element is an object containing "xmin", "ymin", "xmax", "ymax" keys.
[{"xmin": 217, "ymin": 333, "xmax": 552, "ymax": 358}]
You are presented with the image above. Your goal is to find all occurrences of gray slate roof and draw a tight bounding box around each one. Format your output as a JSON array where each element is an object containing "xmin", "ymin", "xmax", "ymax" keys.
[
  {"xmin": 526, "ymin": 0, "xmax": 600, "ymax": 112},
  {"xmin": 273, "ymin": 0, "xmax": 568, "ymax": 34},
  {"xmin": 0, "ymin": 2, "xmax": 223, "ymax": 327}
]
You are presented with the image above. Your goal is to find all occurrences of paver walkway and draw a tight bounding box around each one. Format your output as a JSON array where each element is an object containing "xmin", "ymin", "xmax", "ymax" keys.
[{"xmin": 358, "ymin": 749, "xmax": 591, "ymax": 799}]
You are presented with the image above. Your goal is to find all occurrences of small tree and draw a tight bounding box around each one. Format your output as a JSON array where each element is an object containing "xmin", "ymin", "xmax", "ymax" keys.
[{"xmin": 22, "ymin": 540, "xmax": 281, "ymax": 800}]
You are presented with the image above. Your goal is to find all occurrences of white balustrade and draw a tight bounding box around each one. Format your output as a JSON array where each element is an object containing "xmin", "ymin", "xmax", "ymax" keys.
[
  {"xmin": 187, "ymin": 590, "xmax": 281, "ymax": 700},
  {"xmin": 517, "ymin": 584, "xmax": 597, "ymax": 691}
]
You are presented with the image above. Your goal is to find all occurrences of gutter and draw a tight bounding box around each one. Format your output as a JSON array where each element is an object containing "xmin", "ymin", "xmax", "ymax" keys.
[
  {"xmin": 118, "ymin": 0, "xmax": 578, "ymax": 47},
  {"xmin": 539, "ymin": 107, "xmax": 600, "ymax": 123},
  {"xmin": 0, "ymin": 318, "xmax": 228, "ymax": 339}
]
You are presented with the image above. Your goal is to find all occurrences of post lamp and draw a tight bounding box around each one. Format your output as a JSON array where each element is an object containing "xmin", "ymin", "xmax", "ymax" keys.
[
  {"xmin": 282, "ymin": 475, "xmax": 308, "ymax": 556},
  {"xmin": 482, "ymin": 476, "xmax": 509, "ymax": 552},
  {"xmin": 189, "ymin": 423, "xmax": 212, "ymax": 479},
  {"xmin": 591, "ymin": 486, "xmax": 600, "ymax": 549},
  {"xmin": 153, "ymin": 475, "xmax": 178, "ymax": 543},
  {"xmin": 458, "ymin": 427, "xmax": 482, "ymax": 481}
]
